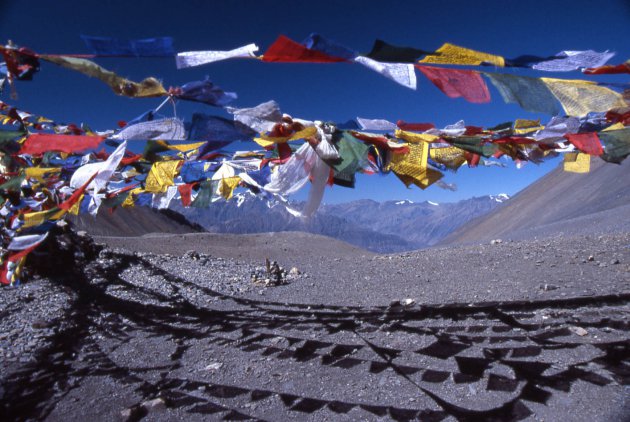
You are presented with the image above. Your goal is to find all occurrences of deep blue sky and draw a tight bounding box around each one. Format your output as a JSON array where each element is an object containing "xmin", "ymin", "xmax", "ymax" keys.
[{"xmin": 1, "ymin": 0, "xmax": 629, "ymax": 204}]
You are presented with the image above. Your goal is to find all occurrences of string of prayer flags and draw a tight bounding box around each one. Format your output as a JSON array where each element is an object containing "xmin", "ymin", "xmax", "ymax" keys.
[
  {"xmin": 416, "ymin": 66, "xmax": 491, "ymax": 103},
  {"xmin": 419, "ymin": 43, "xmax": 505, "ymax": 67},
  {"xmin": 81, "ymin": 35, "xmax": 175, "ymax": 57},
  {"xmin": 176, "ymin": 43, "xmax": 259, "ymax": 69},
  {"xmin": 40, "ymin": 55, "xmax": 167, "ymax": 98}
]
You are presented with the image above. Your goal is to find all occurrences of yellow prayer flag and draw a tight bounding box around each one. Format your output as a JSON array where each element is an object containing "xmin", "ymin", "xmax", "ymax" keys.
[
  {"xmin": 429, "ymin": 146, "xmax": 467, "ymax": 170},
  {"xmin": 419, "ymin": 43, "xmax": 505, "ymax": 67},
  {"xmin": 122, "ymin": 187, "xmax": 145, "ymax": 208},
  {"xmin": 22, "ymin": 208, "xmax": 66, "ymax": 228},
  {"xmin": 514, "ymin": 119, "xmax": 543, "ymax": 134},
  {"xmin": 563, "ymin": 152, "xmax": 590, "ymax": 173},
  {"xmin": 144, "ymin": 160, "xmax": 182, "ymax": 193},
  {"xmin": 394, "ymin": 129, "xmax": 439, "ymax": 143},
  {"xmin": 219, "ymin": 176, "xmax": 241, "ymax": 200},
  {"xmin": 387, "ymin": 141, "xmax": 442, "ymax": 189},
  {"xmin": 541, "ymin": 78, "xmax": 626, "ymax": 117},
  {"xmin": 68, "ymin": 194, "xmax": 83, "ymax": 215},
  {"xmin": 41, "ymin": 55, "xmax": 168, "ymax": 98},
  {"xmin": 168, "ymin": 141, "xmax": 206, "ymax": 152},
  {"xmin": 602, "ymin": 123, "xmax": 626, "ymax": 132},
  {"xmin": 253, "ymin": 126, "xmax": 318, "ymax": 148},
  {"xmin": 24, "ymin": 167, "xmax": 61, "ymax": 182}
]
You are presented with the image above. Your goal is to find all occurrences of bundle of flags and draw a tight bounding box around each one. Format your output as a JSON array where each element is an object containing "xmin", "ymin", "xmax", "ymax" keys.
[{"xmin": 0, "ymin": 36, "xmax": 628, "ymax": 286}]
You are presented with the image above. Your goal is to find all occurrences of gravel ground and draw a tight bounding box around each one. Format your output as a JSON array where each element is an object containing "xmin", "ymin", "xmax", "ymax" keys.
[{"xmin": 1, "ymin": 228, "xmax": 629, "ymax": 421}]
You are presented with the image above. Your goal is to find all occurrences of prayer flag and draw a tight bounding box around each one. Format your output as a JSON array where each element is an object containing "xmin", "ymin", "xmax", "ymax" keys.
[
  {"xmin": 21, "ymin": 134, "xmax": 104, "ymax": 155},
  {"xmin": 563, "ymin": 152, "xmax": 590, "ymax": 173},
  {"xmin": 416, "ymin": 66, "xmax": 490, "ymax": 103},
  {"xmin": 41, "ymin": 55, "xmax": 167, "ymax": 97},
  {"xmin": 419, "ymin": 43, "xmax": 504, "ymax": 67},
  {"xmin": 484, "ymin": 73, "xmax": 560, "ymax": 115},
  {"xmin": 541, "ymin": 78, "xmax": 627, "ymax": 117},
  {"xmin": 367, "ymin": 39, "xmax": 431, "ymax": 63},
  {"xmin": 176, "ymin": 43, "xmax": 259, "ymax": 68},
  {"xmin": 263, "ymin": 35, "xmax": 347, "ymax": 62},
  {"xmin": 564, "ymin": 132, "xmax": 603, "ymax": 156}
]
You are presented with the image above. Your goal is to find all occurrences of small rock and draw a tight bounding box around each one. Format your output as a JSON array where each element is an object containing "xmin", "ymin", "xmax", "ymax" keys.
[
  {"xmin": 587, "ymin": 255, "xmax": 595, "ymax": 262},
  {"xmin": 32, "ymin": 320, "xmax": 50, "ymax": 329},
  {"xmin": 205, "ymin": 362, "xmax": 223, "ymax": 371},
  {"xmin": 184, "ymin": 250, "xmax": 200, "ymax": 260},
  {"xmin": 490, "ymin": 239, "xmax": 503, "ymax": 245},
  {"xmin": 611, "ymin": 259, "xmax": 620, "ymax": 265},
  {"xmin": 401, "ymin": 298, "xmax": 415, "ymax": 306},
  {"xmin": 289, "ymin": 267, "xmax": 300, "ymax": 277},
  {"xmin": 142, "ymin": 397, "xmax": 167, "ymax": 412},
  {"xmin": 569, "ymin": 326, "xmax": 588, "ymax": 336},
  {"xmin": 540, "ymin": 284, "xmax": 558, "ymax": 291}
]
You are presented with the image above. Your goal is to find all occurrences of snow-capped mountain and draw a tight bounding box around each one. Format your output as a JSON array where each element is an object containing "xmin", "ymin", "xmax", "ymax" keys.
[{"xmin": 172, "ymin": 193, "xmax": 509, "ymax": 253}]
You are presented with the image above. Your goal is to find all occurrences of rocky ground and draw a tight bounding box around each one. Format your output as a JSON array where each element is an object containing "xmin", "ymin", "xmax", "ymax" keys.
[{"xmin": 1, "ymin": 227, "xmax": 629, "ymax": 421}]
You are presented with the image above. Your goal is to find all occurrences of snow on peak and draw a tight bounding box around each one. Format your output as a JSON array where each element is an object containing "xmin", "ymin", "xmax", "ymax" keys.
[
  {"xmin": 490, "ymin": 193, "xmax": 510, "ymax": 203},
  {"xmin": 427, "ymin": 201, "xmax": 439, "ymax": 206},
  {"xmin": 395, "ymin": 200, "xmax": 414, "ymax": 205}
]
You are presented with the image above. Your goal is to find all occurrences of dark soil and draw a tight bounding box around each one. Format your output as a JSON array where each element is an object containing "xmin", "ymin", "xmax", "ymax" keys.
[{"xmin": 1, "ymin": 228, "xmax": 629, "ymax": 421}]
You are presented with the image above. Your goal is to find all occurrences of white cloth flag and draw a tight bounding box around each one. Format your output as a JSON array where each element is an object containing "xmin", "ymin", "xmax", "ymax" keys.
[
  {"xmin": 533, "ymin": 50, "xmax": 615, "ymax": 72},
  {"xmin": 111, "ymin": 118, "xmax": 186, "ymax": 141},
  {"xmin": 226, "ymin": 100, "xmax": 282, "ymax": 132},
  {"xmin": 176, "ymin": 43, "xmax": 259, "ymax": 69},
  {"xmin": 533, "ymin": 116, "xmax": 580, "ymax": 141},
  {"xmin": 263, "ymin": 142, "xmax": 330, "ymax": 217},
  {"xmin": 354, "ymin": 56, "xmax": 417, "ymax": 90},
  {"xmin": 8, "ymin": 233, "xmax": 48, "ymax": 251},
  {"xmin": 152, "ymin": 186, "xmax": 178, "ymax": 209},
  {"xmin": 356, "ymin": 117, "xmax": 397, "ymax": 131},
  {"xmin": 69, "ymin": 141, "xmax": 127, "ymax": 215},
  {"xmin": 426, "ymin": 120, "xmax": 467, "ymax": 137}
]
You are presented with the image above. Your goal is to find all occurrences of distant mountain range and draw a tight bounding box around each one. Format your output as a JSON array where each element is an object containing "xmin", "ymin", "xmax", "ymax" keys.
[
  {"xmin": 443, "ymin": 158, "xmax": 630, "ymax": 244},
  {"xmin": 172, "ymin": 193, "xmax": 509, "ymax": 253}
]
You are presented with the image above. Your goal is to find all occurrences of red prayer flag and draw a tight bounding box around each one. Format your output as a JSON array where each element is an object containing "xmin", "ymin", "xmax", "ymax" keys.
[
  {"xmin": 21, "ymin": 134, "xmax": 104, "ymax": 155},
  {"xmin": 416, "ymin": 65, "xmax": 491, "ymax": 104},
  {"xmin": 396, "ymin": 120, "xmax": 435, "ymax": 131},
  {"xmin": 492, "ymin": 136, "xmax": 536, "ymax": 145},
  {"xmin": 262, "ymin": 35, "xmax": 347, "ymax": 63},
  {"xmin": 583, "ymin": 63, "xmax": 630, "ymax": 75},
  {"xmin": 178, "ymin": 183, "xmax": 193, "ymax": 207},
  {"xmin": 564, "ymin": 132, "xmax": 603, "ymax": 156}
]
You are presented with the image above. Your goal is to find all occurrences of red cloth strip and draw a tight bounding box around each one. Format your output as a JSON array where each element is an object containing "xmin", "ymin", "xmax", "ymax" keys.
[
  {"xmin": 416, "ymin": 65, "xmax": 490, "ymax": 104},
  {"xmin": 564, "ymin": 133, "xmax": 603, "ymax": 156},
  {"xmin": 262, "ymin": 35, "xmax": 347, "ymax": 63},
  {"xmin": 396, "ymin": 120, "xmax": 435, "ymax": 131},
  {"xmin": 20, "ymin": 134, "xmax": 104, "ymax": 155}
]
